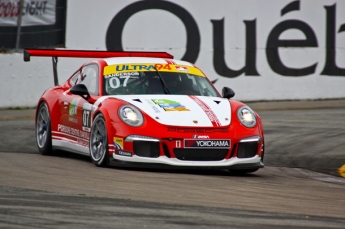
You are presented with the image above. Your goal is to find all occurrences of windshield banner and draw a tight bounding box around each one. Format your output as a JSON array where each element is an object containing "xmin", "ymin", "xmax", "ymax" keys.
[{"xmin": 103, "ymin": 63, "xmax": 205, "ymax": 77}]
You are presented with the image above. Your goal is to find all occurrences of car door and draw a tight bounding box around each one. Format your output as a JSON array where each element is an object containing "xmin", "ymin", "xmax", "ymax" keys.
[
  {"xmin": 57, "ymin": 69, "xmax": 85, "ymax": 147},
  {"xmin": 74, "ymin": 64, "xmax": 100, "ymax": 148},
  {"xmin": 57, "ymin": 64, "xmax": 100, "ymax": 152}
]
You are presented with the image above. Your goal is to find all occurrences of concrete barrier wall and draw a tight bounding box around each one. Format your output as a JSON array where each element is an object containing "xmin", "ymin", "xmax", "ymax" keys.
[{"xmin": 1, "ymin": 0, "xmax": 344, "ymax": 108}]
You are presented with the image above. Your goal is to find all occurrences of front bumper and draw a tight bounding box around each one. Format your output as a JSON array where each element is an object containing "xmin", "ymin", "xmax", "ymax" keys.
[
  {"xmin": 109, "ymin": 134, "xmax": 264, "ymax": 170},
  {"xmin": 109, "ymin": 154, "xmax": 264, "ymax": 170}
]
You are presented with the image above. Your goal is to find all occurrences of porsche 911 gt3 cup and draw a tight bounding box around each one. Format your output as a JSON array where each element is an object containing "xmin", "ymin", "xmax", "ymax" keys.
[{"xmin": 25, "ymin": 49, "xmax": 264, "ymax": 174}]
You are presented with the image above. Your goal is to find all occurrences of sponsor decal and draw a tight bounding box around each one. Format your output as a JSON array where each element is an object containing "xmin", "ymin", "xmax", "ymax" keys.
[
  {"xmin": 192, "ymin": 135, "xmax": 209, "ymax": 139},
  {"xmin": 176, "ymin": 140, "xmax": 181, "ymax": 148},
  {"xmin": 168, "ymin": 127, "xmax": 229, "ymax": 133},
  {"xmin": 103, "ymin": 64, "xmax": 205, "ymax": 76},
  {"xmin": 184, "ymin": 139, "xmax": 230, "ymax": 148},
  {"xmin": 68, "ymin": 117, "xmax": 78, "ymax": 124},
  {"xmin": 57, "ymin": 124, "xmax": 90, "ymax": 140},
  {"xmin": 104, "ymin": 72, "xmax": 139, "ymax": 78},
  {"xmin": 152, "ymin": 99, "xmax": 189, "ymax": 112},
  {"xmin": 114, "ymin": 137, "xmax": 124, "ymax": 149},
  {"xmin": 69, "ymin": 98, "xmax": 80, "ymax": 116},
  {"xmin": 175, "ymin": 65, "xmax": 189, "ymax": 72},
  {"xmin": 145, "ymin": 99, "xmax": 161, "ymax": 113},
  {"xmin": 117, "ymin": 150, "xmax": 132, "ymax": 157}
]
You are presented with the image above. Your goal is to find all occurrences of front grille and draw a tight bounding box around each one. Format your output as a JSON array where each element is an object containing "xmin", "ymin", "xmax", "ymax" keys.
[
  {"xmin": 173, "ymin": 149, "xmax": 228, "ymax": 161},
  {"xmin": 237, "ymin": 142, "xmax": 258, "ymax": 158},
  {"xmin": 133, "ymin": 141, "xmax": 160, "ymax": 158}
]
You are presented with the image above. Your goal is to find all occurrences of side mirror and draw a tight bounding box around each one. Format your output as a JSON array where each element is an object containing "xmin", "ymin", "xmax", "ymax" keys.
[
  {"xmin": 222, "ymin": 87, "xmax": 235, "ymax": 99},
  {"xmin": 70, "ymin": 84, "xmax": 91, "ymax": 100}
]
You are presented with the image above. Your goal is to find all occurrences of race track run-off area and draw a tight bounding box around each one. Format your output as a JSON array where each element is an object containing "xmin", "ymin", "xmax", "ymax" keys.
[{"xmin": 0, "ymin": 101, "xmax": 344, "ymax": 228}]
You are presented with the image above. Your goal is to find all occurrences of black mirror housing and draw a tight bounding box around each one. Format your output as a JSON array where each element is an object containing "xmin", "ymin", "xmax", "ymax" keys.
[
  {"xmin": 70, "ymin": 84, "xmax": 91, "ymax": 100},
  {"xmin": 222, "ymin": 87, "xmax": 235, "ymax": 99}
]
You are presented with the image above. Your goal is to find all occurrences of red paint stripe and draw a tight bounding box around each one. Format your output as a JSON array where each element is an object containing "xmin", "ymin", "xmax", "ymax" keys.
[
  {"xmin": 189, "ymin": 95, "xmax": 221, "ymax": 127},
  {"xmin": 164, "ymin": 59, "xmax": 175, "ymax": 65}
]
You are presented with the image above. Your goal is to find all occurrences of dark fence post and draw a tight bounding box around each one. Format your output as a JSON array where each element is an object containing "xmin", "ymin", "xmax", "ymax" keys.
[{"xmin": 15, "ymin": 0, "xmax": 24, "ymax": 52}]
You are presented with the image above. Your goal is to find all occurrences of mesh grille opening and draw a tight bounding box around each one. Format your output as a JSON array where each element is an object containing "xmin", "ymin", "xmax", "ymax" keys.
[
  {"xmin": 133, "ymin": 141, "xmax": 160, "ymax": 158},
  {"xmin": 237, "ymin": 142, "xmax": 258, "ymax": 158},
  {"xmin": 173, "ymin": 149, "xmax": 228, "ymax": 161}
]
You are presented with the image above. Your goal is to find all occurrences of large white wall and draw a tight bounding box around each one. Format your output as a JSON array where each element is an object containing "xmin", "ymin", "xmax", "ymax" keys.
[{"xmin": 0, "ymin": 0, "xmax": 344, "ymax": 108}]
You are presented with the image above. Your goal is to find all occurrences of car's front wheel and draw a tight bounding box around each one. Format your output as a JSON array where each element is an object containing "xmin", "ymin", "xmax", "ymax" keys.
[
  {"xmin": 36, "ymin": 102, "xmax": 52, "ymax": 155},
  {"xmin": 89, "ymin": 114, "xmax": 108, "ymax": 167}
]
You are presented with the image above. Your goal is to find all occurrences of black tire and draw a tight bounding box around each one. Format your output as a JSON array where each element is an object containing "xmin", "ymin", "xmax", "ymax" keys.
[
  {"xmin": 89, "ymin": 114, "xmax": 109, "ymax": 167},
  {"xmin": 35, "ymin": 102, "xmax": 53, "ymax": 155}
]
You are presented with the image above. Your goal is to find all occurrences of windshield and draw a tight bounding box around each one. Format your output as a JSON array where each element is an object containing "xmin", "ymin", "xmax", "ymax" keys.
[{"xmin": 104, "ymin": 71, "xmax": 220, "ymax": 97}]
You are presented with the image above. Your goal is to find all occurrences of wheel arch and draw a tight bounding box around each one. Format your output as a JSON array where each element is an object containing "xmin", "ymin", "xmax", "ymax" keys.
[
  {"xmin": 91, "ymin": 108, "xmax": 114, "ymax": 146},
  {"xmin": 36, "ymin": 89, "xmax": 61, "ymax": 132},
  {"xmin": 91, "ymin": 98, "xmax": 128, "ymax": 142}
]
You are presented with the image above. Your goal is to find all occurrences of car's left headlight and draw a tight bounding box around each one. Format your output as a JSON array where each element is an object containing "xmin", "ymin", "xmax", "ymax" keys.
[
  {"xmin": 118, "ymin": 105, "xmax": 144, "ymax": 127},
  {"xmin": 237, "ymin": 106, "xmax": 256, "ymax": 128}
]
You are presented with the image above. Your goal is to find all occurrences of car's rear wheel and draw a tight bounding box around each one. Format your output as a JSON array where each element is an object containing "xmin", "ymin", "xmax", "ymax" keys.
[
  {"xmin": 36, "ymin": 102, "xmax": 52, "ymax": 155},
  {"xmin": 89, "ymin": 114, "xmax": 108, "ymax": 167}
]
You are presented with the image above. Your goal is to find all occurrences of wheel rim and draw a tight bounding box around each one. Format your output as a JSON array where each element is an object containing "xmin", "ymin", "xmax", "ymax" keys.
[
  {"xmin": 36, "ymin": 105, "xmax": 49, "ymax": 148},
  {"xmin": 90, "ymin": 118, "xmax": 107, "ymax": 161}
]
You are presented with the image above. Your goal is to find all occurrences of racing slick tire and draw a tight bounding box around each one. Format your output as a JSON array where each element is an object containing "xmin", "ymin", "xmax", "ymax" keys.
[
  {"xmin": 35, "ymin": 102, "xmax": 53, "ymax": 155},
  {"xmin": 89, "ymin": 114, "xmax": 109, "ymax": 167}
]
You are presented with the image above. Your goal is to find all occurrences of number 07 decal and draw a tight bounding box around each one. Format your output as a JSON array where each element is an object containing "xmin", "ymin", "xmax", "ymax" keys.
[
  {"xmin": 109, "ymin": 75, "xmax": 131, "ymax": 88},
  {"xmin": 82, "ymin": 109, "xmax": 91, "ymax": 132}
]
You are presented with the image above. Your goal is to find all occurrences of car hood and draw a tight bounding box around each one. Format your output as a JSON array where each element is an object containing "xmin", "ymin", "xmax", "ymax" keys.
[{"xmin": 106, "ymin": 95, "xmax": 231, "ymax": 127}]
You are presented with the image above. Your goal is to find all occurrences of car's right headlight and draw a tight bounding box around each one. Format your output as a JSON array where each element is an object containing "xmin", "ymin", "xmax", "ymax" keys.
[
  {"xmin": 118, "ymin": 105, "xmax": 144, "ymax": 127},
  {"xmin": 237, "ymin": 106, "xmax": 257, "ymax": 128}
]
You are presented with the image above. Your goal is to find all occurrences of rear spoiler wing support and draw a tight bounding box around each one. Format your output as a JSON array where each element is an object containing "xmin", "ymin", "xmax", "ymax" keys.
[
  {"xmin": 52, "ymin": 56, "xmax": 59, "ymax": 86},
  {"xmin": 23, "ymin": 49, "xmax": 173, "ymax": 86}
]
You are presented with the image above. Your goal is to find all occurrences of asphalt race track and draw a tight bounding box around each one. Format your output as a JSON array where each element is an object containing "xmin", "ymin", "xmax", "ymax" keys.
[{"xmin": 0, "ymin": 100, "xmax": 345, "ymax": 228}]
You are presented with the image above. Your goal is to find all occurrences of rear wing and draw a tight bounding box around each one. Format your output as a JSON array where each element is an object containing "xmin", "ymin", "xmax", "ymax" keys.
[{"xmin": 23, "ymin": 49, "xmax": 174, "ymax": 86}]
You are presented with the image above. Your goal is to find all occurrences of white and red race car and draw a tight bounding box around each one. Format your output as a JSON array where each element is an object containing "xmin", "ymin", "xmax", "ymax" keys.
[{"xmin": 25, "ymin": 49, "xmax": 264, "ymax": 173}]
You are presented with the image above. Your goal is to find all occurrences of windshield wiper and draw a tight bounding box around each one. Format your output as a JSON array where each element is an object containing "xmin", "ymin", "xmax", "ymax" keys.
[{"xmin": 155, "ymin": 69, "xmax": 170, "ymax": 94}]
